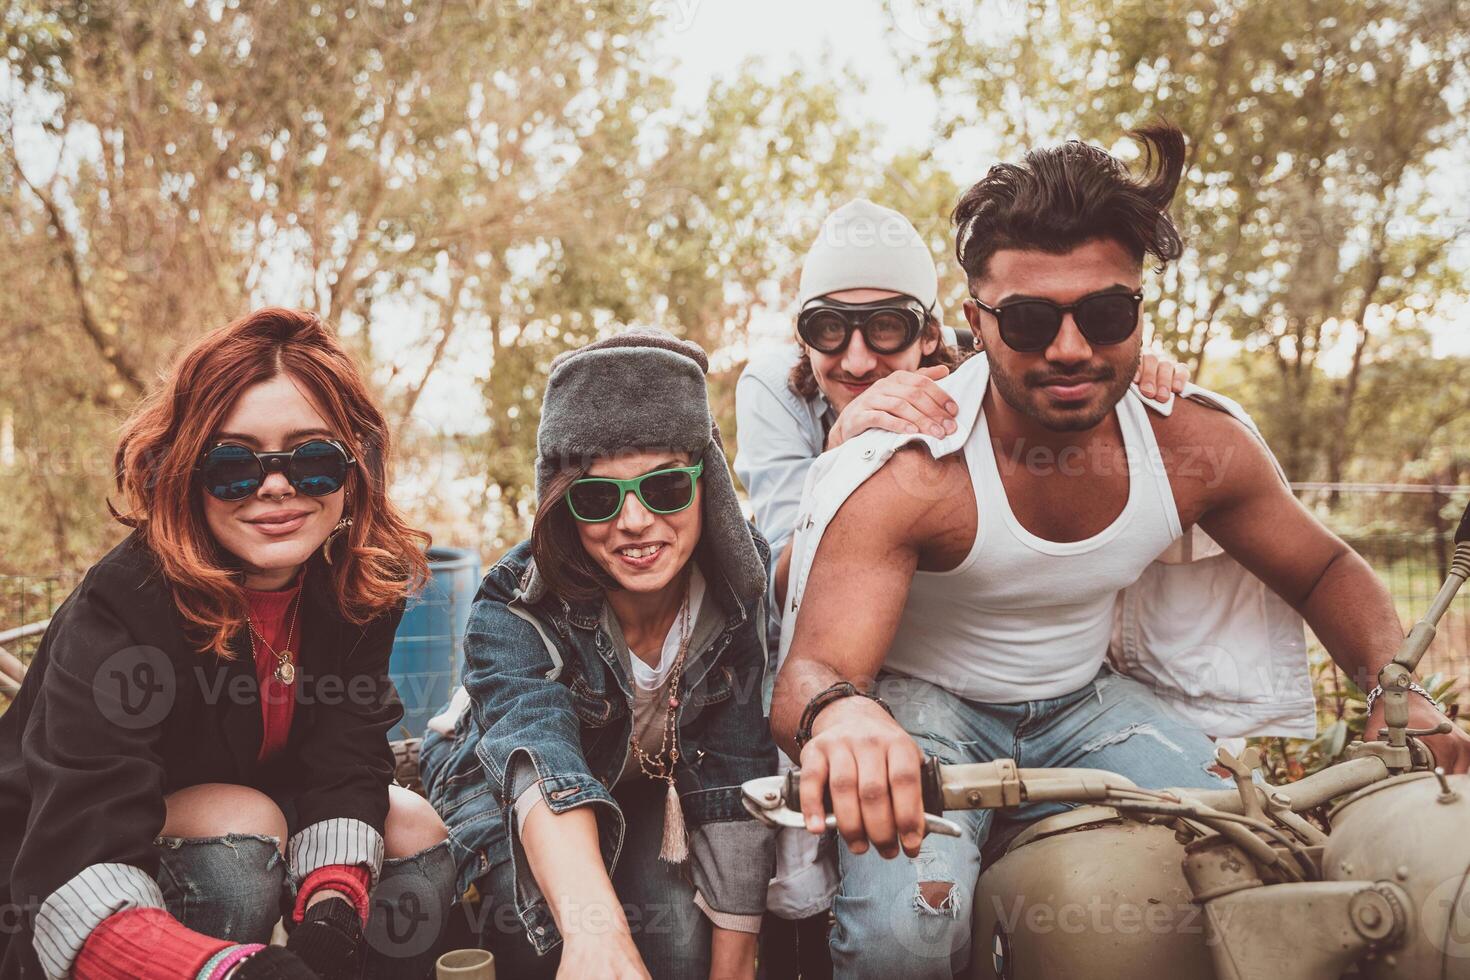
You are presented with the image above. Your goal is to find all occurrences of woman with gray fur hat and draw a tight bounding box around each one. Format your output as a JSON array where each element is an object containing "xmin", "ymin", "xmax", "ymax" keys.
[{"xmin": 419, "ymin": 328, "xmax": 777, "ymax": 979}]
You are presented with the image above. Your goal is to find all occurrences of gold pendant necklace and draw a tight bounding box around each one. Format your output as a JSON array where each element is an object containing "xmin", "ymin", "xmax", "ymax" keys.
[{"xmin": 247, "ymin": 590, "xmax": 302, "ymax": 686}]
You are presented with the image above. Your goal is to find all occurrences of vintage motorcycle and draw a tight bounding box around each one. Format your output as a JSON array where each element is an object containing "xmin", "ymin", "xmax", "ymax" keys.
[{"xmin": 743, "ymin": 503, "xmax": 1470, "ymax": 979}]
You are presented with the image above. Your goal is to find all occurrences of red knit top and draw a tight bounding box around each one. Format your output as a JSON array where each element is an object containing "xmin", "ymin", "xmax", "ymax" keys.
[{"xmin": 244, "ymin": 578, "xmax": 302, "ymax": 762}]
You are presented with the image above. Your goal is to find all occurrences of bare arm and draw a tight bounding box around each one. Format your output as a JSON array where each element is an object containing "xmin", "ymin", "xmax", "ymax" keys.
[
  {"xmin": 1182, "ymin": 416, "xmax": 1398, "ymax": 686},
  {"xmin": 769, "ymin": 478, "xmax": 924, "ymax": 754},
  {"xmin": 1175, "ymin": 405, "xmax": 1470, "ymax": 771},
  {"xmin": 771, "ymin": 447, "xmax": 971, "ymax": 859},
  {"xmin": 524, "ymin": 802, "xmax": 757, "ymax": 980},
  {"xmin": 520, "ymin": 804, "xmax": 649, "ymax": 979},
  {"xmin": 769, "ymin": 446, "xmax": 965, "ymax": 750}
]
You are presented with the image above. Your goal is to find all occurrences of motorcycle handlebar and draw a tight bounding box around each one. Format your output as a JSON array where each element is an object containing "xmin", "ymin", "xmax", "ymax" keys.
[{"xmin": 753, "ymin": 753, "xmax": 1393, "ymax": 825}]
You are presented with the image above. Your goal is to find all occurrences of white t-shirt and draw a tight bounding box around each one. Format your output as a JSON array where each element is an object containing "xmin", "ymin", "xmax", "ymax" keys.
[
  {"xmin": 627, "ymin": 567, "xmax": 707, "ymax": 692},
  {"xmin": 617, "ymin": 567, "xmax": 707, "ymax": 784}
]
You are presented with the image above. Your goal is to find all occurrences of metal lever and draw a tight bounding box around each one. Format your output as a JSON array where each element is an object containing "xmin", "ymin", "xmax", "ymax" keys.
[
  {"xmin": 1375, "ymin": 497, "xmax": 1470, "ymax": 764},
  {"xmin": 1378, "ymin": 722, "xmax": 1452, "ymax": 739},
  {"xmin": 740, "ymin": 770, "xmax": 964, "ymax": 838},
  {"xmin": 1215, "ymin": 745, "xmax": 1268, "ymax": 822}
]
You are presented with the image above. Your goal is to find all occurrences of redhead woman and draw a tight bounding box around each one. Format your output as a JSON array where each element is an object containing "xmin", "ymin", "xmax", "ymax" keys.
[
  {"xmin": 0, "ymin": 309, "xmax": 455, "ymax": 980},
  {"xmin": 419, "ymin": 329, "xmax": 778, "ymax": 980}
]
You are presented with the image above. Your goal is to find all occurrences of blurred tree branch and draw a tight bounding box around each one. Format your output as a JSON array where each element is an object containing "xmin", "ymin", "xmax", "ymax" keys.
[{"xmin": 4, "ymin": 126, "xmax": 146, "ymax": 396}]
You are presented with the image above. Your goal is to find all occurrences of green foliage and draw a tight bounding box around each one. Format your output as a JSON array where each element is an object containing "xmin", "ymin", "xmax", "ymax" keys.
[
  {"xmin": 0, "ymin": 1, "xmax": 878, "ymax": 567},
  {"xmin": 458, "ymin": 66, "xmax": 877, "ymax": 552},
  {"xmin": 3, "ymin": 0, "xmax": 1468, "ymax": 576}
]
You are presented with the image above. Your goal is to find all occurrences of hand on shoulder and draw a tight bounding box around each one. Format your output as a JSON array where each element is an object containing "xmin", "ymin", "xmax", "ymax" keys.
[{"xmin": 826, "ymin": 366, "xmax": 958, "ymax": 449}]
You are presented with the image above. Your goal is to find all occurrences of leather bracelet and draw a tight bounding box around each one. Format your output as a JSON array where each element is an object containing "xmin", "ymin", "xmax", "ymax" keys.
[{"xmin": 794, "ymin": 681, "xmax": 893, "ymax": 750}]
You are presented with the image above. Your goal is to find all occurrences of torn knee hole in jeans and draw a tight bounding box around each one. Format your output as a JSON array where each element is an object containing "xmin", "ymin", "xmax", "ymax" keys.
[
  {"xmin": 1079, "ymin": 722, "xmax": 1185, "ymax": 756},
  {"xmin": 154, "ymin": 833, "xmax": 284, "ymax": 863},
  {"xmin": 914, "ymin": 880, "xmax": 958, "ymax": 917}
]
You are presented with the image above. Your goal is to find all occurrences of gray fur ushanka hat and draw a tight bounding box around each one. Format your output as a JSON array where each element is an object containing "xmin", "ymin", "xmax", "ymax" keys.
[{"xmin": 534, "ymin": 327, "xmax": 766, "ymax": 608}]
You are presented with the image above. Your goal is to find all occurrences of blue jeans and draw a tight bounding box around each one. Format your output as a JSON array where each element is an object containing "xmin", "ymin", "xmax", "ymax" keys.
[
  {"xmin": 153, "ymin": 832, "xmax": 456, "ymax": 979},
  {"xmin": 467, "ymin": 776, "xmax": 712, "ymax": 980},
  {"xmin": 829, "ymin": 666, "xmax": 1228, "ymax": 980}
]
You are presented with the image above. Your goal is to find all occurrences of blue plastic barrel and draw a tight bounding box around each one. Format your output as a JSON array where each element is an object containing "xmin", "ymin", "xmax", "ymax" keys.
[{"xmin": 388, "ymin": 547, "xmax": 480, "ymax": 740}]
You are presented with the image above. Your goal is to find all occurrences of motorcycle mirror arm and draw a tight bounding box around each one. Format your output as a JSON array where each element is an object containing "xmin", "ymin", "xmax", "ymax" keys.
[{"xmin": 1376, "ymin": 498, "xmax": 1470, "ymax": 751}]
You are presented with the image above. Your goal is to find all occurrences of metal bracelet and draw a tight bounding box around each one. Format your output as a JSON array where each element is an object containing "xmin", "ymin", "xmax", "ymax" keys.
[{"xmin": 1365, "ymin": 681, "xmax": 1441, "ymax": 716}]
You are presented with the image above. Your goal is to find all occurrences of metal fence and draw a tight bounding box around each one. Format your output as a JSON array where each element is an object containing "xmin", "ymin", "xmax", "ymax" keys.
[
  {"xmin": 2, "ymin": 484, "xmax": 1468, "ymax": 701},
  {"xmin": 1293, "ymin": 483, "xmax": 1470, "ymax": 694},
  {"xmin": 0, "ymin": 572, "xmax": 76, "ymax": 699}
]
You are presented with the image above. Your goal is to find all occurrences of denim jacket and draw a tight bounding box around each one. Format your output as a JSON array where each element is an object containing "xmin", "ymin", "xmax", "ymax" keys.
[{"xmin": 421, "ymin": 535, "xmax": 777, "ymax": 954}]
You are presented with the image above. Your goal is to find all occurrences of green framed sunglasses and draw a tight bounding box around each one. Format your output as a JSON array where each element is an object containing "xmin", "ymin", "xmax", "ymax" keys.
[{"xmin": 565, "ymin": 461, "xmax": 705, "ymax": 523}]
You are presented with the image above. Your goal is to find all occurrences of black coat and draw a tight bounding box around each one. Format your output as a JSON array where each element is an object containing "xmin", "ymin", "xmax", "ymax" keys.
[{"xmin": 0, "ymin": 533, "xmax": 405, "ymax": 978}]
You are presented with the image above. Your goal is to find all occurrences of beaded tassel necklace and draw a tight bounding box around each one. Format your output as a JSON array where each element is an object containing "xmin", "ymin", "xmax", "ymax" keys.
[{"xmin": 628, "ymin": 594, "xmax": 692, "ymax": 863}]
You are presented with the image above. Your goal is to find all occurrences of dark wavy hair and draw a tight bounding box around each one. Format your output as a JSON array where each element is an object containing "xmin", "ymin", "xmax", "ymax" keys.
[
  {"xmin": 951, "ymin": 124, "xmax": 1187, "ymax": 284},
  {"xmin": 530, "ymin": 466, "xmax": 610, "ymax": 604}
]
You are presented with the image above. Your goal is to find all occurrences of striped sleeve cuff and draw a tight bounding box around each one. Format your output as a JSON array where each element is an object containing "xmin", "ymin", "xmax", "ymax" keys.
[
  {"xmin": 288, "ymin": 818, "xmax": 385, "ymax": 888},
  {"xmin": 34, "ymin": 862, "xmax": 166, "ymax": 980},
  {"xmin": 693, "ymin": 891, "xmax": 763, "ymax": 934}
]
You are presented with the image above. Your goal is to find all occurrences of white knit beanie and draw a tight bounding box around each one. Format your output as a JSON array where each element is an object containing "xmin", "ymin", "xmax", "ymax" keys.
[{"xmin": 797, "ymin": 199, "xmax": 940, "ymax": 312}]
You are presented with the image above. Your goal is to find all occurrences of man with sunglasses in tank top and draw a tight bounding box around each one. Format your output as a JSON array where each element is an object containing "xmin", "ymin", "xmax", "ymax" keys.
[
  {"xmin": 766, "ymin": 128, "xmax": 1470, "ymax": 978},
  {"xmin": 734, "ymin": 200, "xmax": 1190, "ymax": 974}
]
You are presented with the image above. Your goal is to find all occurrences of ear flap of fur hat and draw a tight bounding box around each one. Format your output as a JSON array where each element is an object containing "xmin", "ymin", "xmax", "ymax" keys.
[{"xmin": 695, "ymin": 426, "xmax": 766, "ymax": 611}]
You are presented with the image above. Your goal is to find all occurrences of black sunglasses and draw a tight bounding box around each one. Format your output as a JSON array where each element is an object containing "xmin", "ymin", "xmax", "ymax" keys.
[
  {"xmin": 797, "ymin": 296, "xmax": 930, "ymax": 355},
  {"xmin": 969, "ymin": 289, "xmax": 1143, "ymax": 353},
  {"xmin": 197, "ymin": 439, "xmax": 356, "ymax": 502}
]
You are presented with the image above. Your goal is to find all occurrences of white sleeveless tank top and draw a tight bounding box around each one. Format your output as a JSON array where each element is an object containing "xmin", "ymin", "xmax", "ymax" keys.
[{"xmin": 884, "ymin": 394, "xmax": 1183, "ymax": 703}]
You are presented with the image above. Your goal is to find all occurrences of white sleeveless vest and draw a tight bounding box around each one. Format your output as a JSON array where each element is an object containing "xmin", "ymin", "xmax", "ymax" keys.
[{"xmin": 885, "ymin": 392, "xmax": 1181, "ymax": 703}]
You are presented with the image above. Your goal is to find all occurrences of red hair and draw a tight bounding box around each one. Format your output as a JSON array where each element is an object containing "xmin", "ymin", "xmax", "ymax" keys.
[{"xmin": 113, "ymin": 307, "xmax": 430, "ymax": 658}]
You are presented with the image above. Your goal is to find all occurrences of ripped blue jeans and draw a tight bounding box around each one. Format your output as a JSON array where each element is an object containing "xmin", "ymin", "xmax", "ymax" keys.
[
  {"xmin": 829, "ymin": 665, "xmax": 1227, "ymax": 979},
  {"xmin": 153, "ymin": 832, "xmax": 455, "ymax": 979}
]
